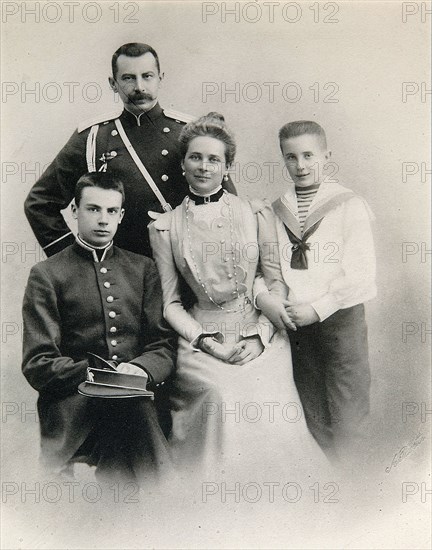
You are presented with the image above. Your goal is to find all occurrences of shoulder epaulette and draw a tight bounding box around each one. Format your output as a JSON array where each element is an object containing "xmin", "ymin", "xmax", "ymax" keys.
[
  {"xmin": 163, "ymin": 108, "xmax": 196, "ymax": 124},
  {"xmin": 77, "ymin": 110, "xmax": 123, "ymax": 133}
]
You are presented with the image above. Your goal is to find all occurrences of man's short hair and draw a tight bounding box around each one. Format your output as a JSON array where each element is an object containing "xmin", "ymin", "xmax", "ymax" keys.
[
  {"xmin": 111, "ymin": 43, "xmax": 160, "ymax": 78},
  {"xmin": 278, "ymin": 120, "xmax": 327, "ymax": 150},
  {"xmin": 75, "ymin": 173, "xmax": 125, "ymax": 206}
]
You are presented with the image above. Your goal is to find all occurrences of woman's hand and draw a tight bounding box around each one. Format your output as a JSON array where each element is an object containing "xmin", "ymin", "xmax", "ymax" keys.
[
  {"xmin": 199, "ymin": 338, "xmax": 245, "ymax": 362},
  {"xmin": 229, "ymin": 336, "xmax": 264, "ymax": 365},
  {"xmin": 256, "ymin": 292, "xmax": 297, "ymax": 331},
  {"xmin": 200, "ymin": 336, "xmax": 264, "ymax": 365}
]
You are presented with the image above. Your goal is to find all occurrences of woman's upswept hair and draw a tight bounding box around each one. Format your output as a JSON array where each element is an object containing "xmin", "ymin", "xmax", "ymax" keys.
[{"xmin": 179, "ymin": 112, "xmax": 236, "ymax": 165}]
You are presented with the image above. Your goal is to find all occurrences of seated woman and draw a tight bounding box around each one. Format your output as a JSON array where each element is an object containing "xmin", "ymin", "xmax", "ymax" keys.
[{"xmin": 149, "ymin": 113, "xmax": 328, "ymax": 481}]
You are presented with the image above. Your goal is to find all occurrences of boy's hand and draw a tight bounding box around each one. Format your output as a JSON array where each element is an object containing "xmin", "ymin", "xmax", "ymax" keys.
[
  {"xmin": 285, "ymin": 302, "xmax": 319, "ymax": 327},
  {"xmin": 116, "ymin": 363, "xmax": 148, "ymax": 378},
  {"xmin": 256, "ymin": 292, "xmax": 297, "ymax": 331}
]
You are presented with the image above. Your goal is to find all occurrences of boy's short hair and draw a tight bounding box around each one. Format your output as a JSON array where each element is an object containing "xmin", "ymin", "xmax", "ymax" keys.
[
  {"xmin": 75, "ymin": 173, "xmax": 125, "ymax": 206},
  {"xmin": 278, "ymin": 120, "xmax": 327, "ymax": 150}
]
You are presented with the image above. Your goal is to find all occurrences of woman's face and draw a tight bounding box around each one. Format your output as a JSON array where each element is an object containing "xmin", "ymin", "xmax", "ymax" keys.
[{"xmin": 182, "ymin": 136, "xmax": 228, "ymax": 195}]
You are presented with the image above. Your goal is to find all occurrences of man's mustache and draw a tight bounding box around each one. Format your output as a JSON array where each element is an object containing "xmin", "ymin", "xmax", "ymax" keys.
[{"xmin": 128, "ymin": 93, "xmax": 153, "ymax": 102}]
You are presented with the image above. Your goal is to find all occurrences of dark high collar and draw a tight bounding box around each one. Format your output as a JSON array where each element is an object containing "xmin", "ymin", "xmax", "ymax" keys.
[
  {"xmin": 120, "ymin": 103, "xmax": 163, "ymax": 127},
  {"xmin": 73, "ymin": 238, "xmax": 115, "ymax": 263},
  {"xmin": 188, "ymin": 187, "xmax": 225, "ymax": 205}
]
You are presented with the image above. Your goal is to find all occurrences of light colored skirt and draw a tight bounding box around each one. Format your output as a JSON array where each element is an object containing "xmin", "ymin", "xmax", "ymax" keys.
[{"xmin": 169, "ymin": 303, "xmax": 329, "ymax": 482}]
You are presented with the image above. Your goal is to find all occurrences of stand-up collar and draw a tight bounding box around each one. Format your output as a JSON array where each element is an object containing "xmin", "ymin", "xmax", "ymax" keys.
[
  {"xmin": 120, "ymin": 103, "xmax": 163, "ymax": 127},
  {"xmin": 73, "ymin": 237, "xmax": 114, "ymax": 263}
]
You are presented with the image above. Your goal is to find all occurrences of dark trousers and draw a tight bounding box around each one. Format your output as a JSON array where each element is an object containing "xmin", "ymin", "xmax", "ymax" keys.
[
  {"xmin": 288, "ymin": 304, "xmax": 371, "ymax": 458},
  {"xmin": 73, "ymin": 398, "xmax": 171, "ymax": 484}
]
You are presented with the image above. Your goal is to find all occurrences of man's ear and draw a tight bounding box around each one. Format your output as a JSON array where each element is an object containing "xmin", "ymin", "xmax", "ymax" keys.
[
  {"xmin": 325, "ymin": 150, "xmax": 332, "ymax": 160},
  {"xmin": 159, "ymin": 72, "xmax": 164, "ymax": 86},
  {"xmin": 118, "ymin": 208, "xmax": 125, "ymax": 224},
  {"xmin": 108, "ymin": 76, "xmax": 117, "ymax": 93},
  {"xmin": 71, "ymin": 202, "xmax": 78, "ymax": 219}
]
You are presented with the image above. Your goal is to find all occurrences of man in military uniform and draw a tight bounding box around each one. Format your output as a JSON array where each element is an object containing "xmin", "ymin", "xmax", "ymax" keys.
[{"xmin": 24, "ymin": 42, "xmax": 236, "ymax": 258}]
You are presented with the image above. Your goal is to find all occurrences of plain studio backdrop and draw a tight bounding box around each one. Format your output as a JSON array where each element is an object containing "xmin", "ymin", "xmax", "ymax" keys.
[{"xmin": 1, "ymin": 2, "xmax": 431, "ymax": 549}]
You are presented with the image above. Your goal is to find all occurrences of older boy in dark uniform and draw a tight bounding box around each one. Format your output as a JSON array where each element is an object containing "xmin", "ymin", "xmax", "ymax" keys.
[{"xmin": 22, "ymin": 173, "xmax": 177, "ymax": 482}]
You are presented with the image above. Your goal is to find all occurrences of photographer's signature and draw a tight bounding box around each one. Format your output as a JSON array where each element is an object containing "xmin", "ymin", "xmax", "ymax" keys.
[{"xmin": 385, "ymin": 431, "xmax": 425, "ymax": 473}]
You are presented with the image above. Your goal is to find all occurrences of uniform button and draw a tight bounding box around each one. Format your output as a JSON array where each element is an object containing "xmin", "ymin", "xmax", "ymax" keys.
[
  {"xmin": 100, "ymin": 267, "xmax": 107, "ymax": 274},
  {"xmin": 220, "ymin": 239, "xmax": 225, "ymax": 244},
  {"xmin": 111, "ymin": 340, "xmax": 117, "ymax": 346},
  {"xmin": 112, "ymin": 355, "xmax": 118, "ymax": 360},
  {"xmin": 107, "ymin": 296, "xmax": 114, "ymax": 303},
  {"xmin": 162, "ymin": 127, "xmax": 170, "ymax": 133},
  {"xmin": 224, "ymin": 258, "xmax": 229, "ymax": 262},
  {"xmin": 110, "ymin": 327, "xmax": 117, "ymax": 333},
  {"xmin": 161, "ymin": 174, "xmax": 169, "ymax": 182},
  {"xmin": 161, "ymin": 149, "xmax": 168, "ymax": 156},
  {"xmin": 217, "ymin": 223, "xmax": 223, "ymax": 228},
  {"xmin": 109, "ymin": 311, "xmax": 116, "ymax": 318},
  {"xmin": 228, "ymin": 274, "xmax": 233, "ymax": 279},
  {"xmin": 110, "ymin": 150, "xmax": 117, "ymax": 157},
  {"xmin": 111, "ymin": 130, "xmax": 118, "ymax": 136},
  {"xmin": 104, "ymin": 282, "xmax": 111, "ymax": 288}
]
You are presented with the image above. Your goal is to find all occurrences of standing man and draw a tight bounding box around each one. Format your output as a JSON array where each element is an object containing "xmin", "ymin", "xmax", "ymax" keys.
[{"xmin": 24, "ymin": 43, "xmax": 236, "ymax": 258}]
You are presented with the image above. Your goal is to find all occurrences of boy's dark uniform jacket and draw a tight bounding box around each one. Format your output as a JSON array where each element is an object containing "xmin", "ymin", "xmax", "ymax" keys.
[
  {"xmin": 24, "ymin": 103, "xmax": 236, "ymax": 259},
  {"xmin": 22, "ymin": 241, "xmax": 177, "ymax": 471}
]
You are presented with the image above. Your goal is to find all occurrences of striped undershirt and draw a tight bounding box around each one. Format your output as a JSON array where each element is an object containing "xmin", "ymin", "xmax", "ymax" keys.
[{"xmin": 295, "ymin": 184, "xmax": 320, "ymax": 232}]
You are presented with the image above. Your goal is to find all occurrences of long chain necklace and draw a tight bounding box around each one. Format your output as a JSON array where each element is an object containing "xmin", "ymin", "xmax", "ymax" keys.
[{"xmin": 185, "ymin": 191, "xmax": 243, "ymax": 312}]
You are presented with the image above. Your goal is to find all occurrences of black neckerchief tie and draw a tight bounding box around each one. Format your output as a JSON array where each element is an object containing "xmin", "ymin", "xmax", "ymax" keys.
[
  {"xmin": 188, "ymin": 187, "xmax": 224, "ymax": 205},
  {"xmin": 284, "ymin": 219, "xmax": 323, "ymax": 270}
]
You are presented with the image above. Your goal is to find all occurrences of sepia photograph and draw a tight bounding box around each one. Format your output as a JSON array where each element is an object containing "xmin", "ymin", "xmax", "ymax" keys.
[{"xmin": 1, "ymin": 1, "xmax": 431, "ymax": 548}]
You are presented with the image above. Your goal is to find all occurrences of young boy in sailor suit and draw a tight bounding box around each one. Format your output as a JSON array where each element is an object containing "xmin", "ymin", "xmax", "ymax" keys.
[{"xmin": 257, "ymin": 120, "xmax": 376, "ymax": 460}]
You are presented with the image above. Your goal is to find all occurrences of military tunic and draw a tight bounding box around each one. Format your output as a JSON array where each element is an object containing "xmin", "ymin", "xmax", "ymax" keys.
[
  {"xmin": 24, "ymin": 103, "xmax": 236, "ymax": 258},
  {"xmin": 22, "ymin": 240, "xmax": 177, "ymax": 479}
]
